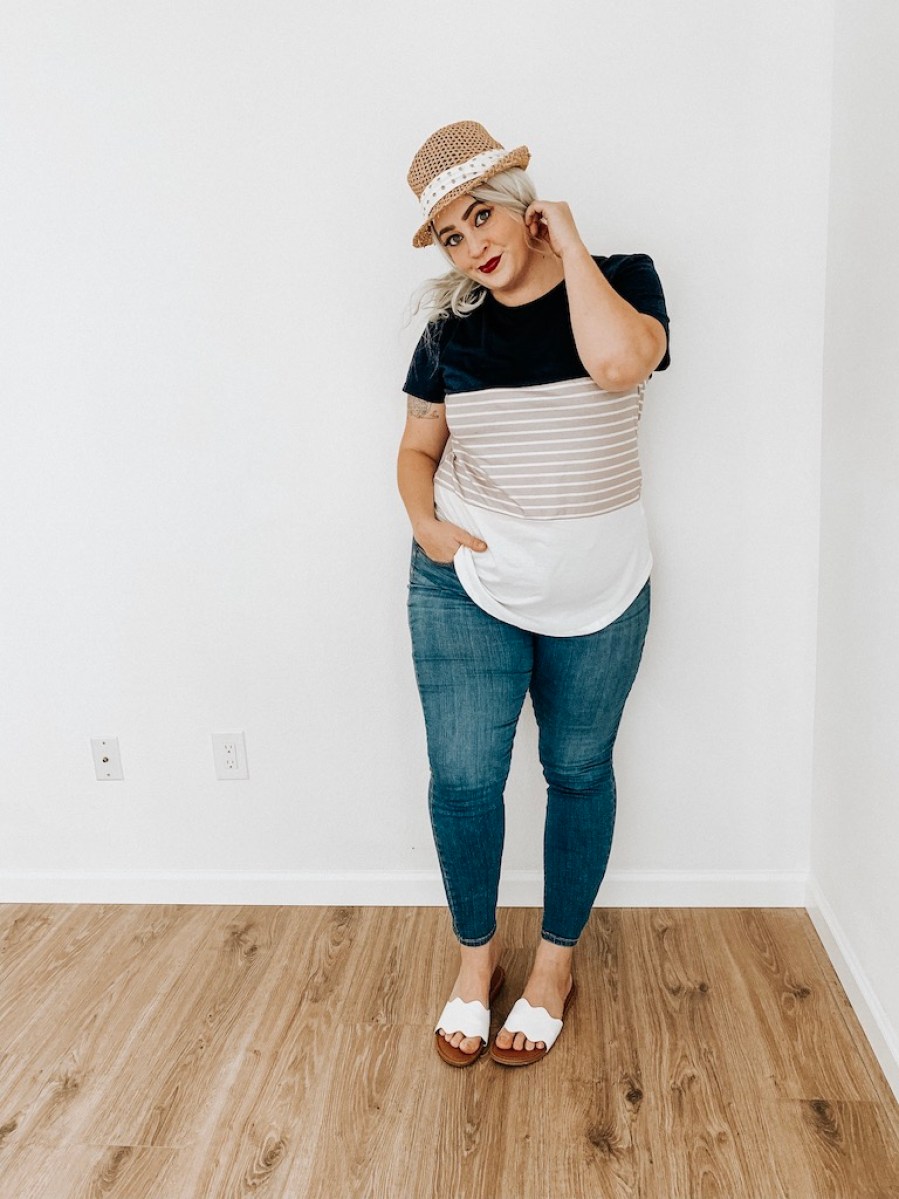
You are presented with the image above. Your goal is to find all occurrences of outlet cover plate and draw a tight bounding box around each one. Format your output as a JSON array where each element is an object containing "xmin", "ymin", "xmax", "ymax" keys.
[{"xmin": 212, "ymin": 732, "xmax": 249, "ymax": 779}]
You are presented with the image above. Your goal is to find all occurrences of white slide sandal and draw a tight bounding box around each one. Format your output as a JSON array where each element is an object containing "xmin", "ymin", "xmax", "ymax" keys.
[
  {"xmin": 434, "ymin": 964, "xmax": 505, "ymax": 1067},
  {"xmin": 490, "ymin": 979, "xmax": 577, "ymax": 1066}
]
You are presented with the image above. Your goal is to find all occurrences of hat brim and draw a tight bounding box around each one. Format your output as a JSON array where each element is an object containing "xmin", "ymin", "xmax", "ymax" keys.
[{"xmin": 411, "ymin": 145, "xmax": 531, "ymax": 249}]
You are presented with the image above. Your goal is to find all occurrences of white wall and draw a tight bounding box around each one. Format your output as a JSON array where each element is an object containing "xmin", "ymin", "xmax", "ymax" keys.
[
  {"xmin": 808, "ymin": 0, "xmax": 899, "ymax": 1093},
  {"xmin": 0, "ymin": 3, "xmax": 831, "ymax": 903}
]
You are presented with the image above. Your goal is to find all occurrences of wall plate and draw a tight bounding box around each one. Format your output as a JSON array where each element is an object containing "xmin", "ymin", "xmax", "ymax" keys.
[
  {"xmin": 91, "ymin": 737, "xmax": 124, "ymax": 780},
  {"xmin": 212, "ymin": 731, "xmax": 249, "ymax": 779}
]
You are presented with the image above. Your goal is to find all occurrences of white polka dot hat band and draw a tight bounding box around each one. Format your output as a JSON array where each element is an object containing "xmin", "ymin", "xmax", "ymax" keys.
[
  {"xmin": 406, "ymin": 120, "xmax": 530, "ymax": 249},
  {"xmin": 419, "ymin": 149, "xmax": 509, "ymax": 220}
]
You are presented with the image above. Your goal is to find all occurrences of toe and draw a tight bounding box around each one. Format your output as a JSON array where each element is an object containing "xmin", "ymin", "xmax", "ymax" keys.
[
  {"xmin": 495, "ymin": 1027, "xmax": 512, "ymax": 1048},
  {"xmin": 441, "ymin": 1029, "xmax": 481, "ymax": 1054}
]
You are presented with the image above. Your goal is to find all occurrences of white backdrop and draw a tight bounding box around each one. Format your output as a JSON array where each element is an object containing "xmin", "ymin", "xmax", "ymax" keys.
[
  {"xmin": 0, "ymin": 1, "xmax": 830, "ymax": 890},
  {"xmin": 809, "ymin": 0, "xmax": 899, "ymax": 1097}
]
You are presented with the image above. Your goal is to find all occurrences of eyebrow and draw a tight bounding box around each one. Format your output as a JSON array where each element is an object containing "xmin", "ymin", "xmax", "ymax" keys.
[{"xmin": 436, "ymin": 200, "xmax": 482, "ymax": 238}]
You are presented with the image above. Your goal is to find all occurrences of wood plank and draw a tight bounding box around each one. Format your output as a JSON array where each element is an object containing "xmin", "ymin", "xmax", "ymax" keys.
[{"xmin": 0, "ymin": 903, "xmax": 897, "ymax": 1199}]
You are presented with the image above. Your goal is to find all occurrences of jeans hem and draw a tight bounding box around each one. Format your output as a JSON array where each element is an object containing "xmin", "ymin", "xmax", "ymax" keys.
[
  {"xmin": 541, "ymin": 929, "xmax": 580, "ymax": 947},
  {"xmin": 456, "ymin": 923, "xmax": 498, "ymax": 947}
]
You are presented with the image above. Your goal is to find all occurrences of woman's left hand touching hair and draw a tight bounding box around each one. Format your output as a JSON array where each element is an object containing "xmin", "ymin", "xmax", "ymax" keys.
[{"xmin": 524, "ymin": 200, "xmax": 585, "ymax": 260}]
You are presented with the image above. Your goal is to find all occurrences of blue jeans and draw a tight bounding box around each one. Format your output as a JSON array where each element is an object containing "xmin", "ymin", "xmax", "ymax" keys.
[{"xmin": 406, "ymin": 537, "xmax": 651, "ymax": 948}]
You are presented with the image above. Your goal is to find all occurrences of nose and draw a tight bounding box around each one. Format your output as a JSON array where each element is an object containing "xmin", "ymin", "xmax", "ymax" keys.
[{"xmin": 467, "ymin": 227, "xmax": 490, "ymax": 261}]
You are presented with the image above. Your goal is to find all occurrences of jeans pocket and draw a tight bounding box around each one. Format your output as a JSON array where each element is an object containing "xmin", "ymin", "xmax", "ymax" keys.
[{"xmin": 412, "ymin": 539, "xmax": 455, "ymax": 567}]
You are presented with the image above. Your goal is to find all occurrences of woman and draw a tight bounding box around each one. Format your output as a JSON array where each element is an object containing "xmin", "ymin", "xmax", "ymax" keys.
[{"xmin": 397, "ymin": 121, "xmax": 670, "ymax": 1068}]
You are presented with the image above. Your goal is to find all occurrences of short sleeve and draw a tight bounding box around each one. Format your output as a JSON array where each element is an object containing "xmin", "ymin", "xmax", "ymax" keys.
[
  {"xmin": 402, "ymin": 317, "xmax": 452, "ymax": 404},
  {"xmin": 601, "ymin": 253, "xmax": 671, "ymax": 373}
]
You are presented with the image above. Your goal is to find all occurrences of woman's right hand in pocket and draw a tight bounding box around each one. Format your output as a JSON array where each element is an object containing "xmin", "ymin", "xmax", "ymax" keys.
[{"xmin": 414, "ymin": 519, "xmax": 487, "ymax": 563}]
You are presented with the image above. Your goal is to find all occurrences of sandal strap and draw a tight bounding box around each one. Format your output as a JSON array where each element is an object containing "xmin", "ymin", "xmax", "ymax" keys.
[
  {"xmin": 501, "ymin": 997, "xmax": 564, "ymax": 1050},
  {"xmin": 434, "ymin": 996, "xmax": 489, "ymax": 1042}
]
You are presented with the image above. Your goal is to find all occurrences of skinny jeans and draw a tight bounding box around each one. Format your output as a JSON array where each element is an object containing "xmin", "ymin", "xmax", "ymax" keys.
[{"xmin": 406, "ymin": 536, "xmax": 651, "ymax": 947}]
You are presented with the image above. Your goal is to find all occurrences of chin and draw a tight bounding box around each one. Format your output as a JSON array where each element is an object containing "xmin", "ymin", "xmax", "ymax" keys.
[{"xmin": 473, "ymin": 260, "xmax": 509, "ymax": 286}]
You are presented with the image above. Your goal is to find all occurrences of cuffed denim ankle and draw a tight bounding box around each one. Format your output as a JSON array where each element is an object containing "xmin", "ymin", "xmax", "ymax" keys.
[{"xmin": 407, "ymin": 537, "xmax": 651, "ymax": 947}]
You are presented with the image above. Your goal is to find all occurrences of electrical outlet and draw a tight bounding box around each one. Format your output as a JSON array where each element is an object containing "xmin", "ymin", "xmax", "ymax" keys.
[
  {"xmin": 91, "ymin": 737, "xmax": 124, "ymax": 780},
  {"xmin": 212, "ymin": 732, "xmax": 249, "ymax": 780}
]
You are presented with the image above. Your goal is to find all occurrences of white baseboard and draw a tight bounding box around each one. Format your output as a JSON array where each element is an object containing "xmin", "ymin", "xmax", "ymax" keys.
[
  {"xmin": 805, "ymin": 872, "xmax": 899, "ymax": 1104},
  {"xmin": 0, "ymin": 866, "xmax": 807, "ymax": 906}
]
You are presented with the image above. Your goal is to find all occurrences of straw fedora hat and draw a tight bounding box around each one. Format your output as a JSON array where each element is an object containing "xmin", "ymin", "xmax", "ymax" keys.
[{"xmin": 407, "ymin": 120, "xmax": 530, "ymax": 249}]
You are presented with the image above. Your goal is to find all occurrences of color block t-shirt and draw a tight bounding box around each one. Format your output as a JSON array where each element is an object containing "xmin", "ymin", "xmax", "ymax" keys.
[{"xmin": 402, "ymin": 253, "xmax": 670, "ymax": 636}]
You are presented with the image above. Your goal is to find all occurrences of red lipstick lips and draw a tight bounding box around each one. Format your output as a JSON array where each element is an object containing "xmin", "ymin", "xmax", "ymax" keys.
[{"xmin": 479, "ymin": 255, "xmax": 501, "ymax": 274}]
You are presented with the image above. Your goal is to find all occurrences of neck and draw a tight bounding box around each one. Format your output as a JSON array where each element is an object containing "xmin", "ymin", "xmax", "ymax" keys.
[{"xmin": 488, "ymin": 248, "xmax": 566, "ymax": 308}]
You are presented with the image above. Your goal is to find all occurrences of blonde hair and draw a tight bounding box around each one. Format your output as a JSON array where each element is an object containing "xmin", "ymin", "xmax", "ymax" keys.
[{"xmin": 402, "ymin": 167, "xmax": 550, "ymax": 354}]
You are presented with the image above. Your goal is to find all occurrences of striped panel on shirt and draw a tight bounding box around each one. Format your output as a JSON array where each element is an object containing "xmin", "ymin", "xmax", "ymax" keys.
[{"xmin": 434, "ymin": 376, "xmax": 647, "ymax": 521}]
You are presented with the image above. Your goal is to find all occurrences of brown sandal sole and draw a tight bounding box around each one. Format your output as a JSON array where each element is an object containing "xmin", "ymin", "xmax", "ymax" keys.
[
  {"xmin": 434, "ymin": 964, "xmax": 506, "ymax": 1067},
  {"xmin": 490, "ymin": 978, "xmax": 577, "ymax": 1066}
]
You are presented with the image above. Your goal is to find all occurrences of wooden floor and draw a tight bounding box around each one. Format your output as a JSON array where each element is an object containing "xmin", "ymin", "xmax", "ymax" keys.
[{"xmin": 1, "ymin": 904, "xmax": 898, "ymax": 1198}]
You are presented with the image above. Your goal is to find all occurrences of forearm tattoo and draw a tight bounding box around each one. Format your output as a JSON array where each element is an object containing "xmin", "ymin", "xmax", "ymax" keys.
[{"xmin": 408, "ymin": 395, "xmax": 440, "ymax": 419}]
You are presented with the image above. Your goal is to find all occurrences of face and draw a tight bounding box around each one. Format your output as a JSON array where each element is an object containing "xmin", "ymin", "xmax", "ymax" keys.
[{"xmin": 431, "ymin": 191, "xmax": 534, "ymax": 293}]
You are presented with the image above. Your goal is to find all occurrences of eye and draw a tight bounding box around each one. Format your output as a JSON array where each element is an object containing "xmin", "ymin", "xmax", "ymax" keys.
[{"xmin": 443, "ymin": 207, "xmax": 492, "ymax": 248}]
